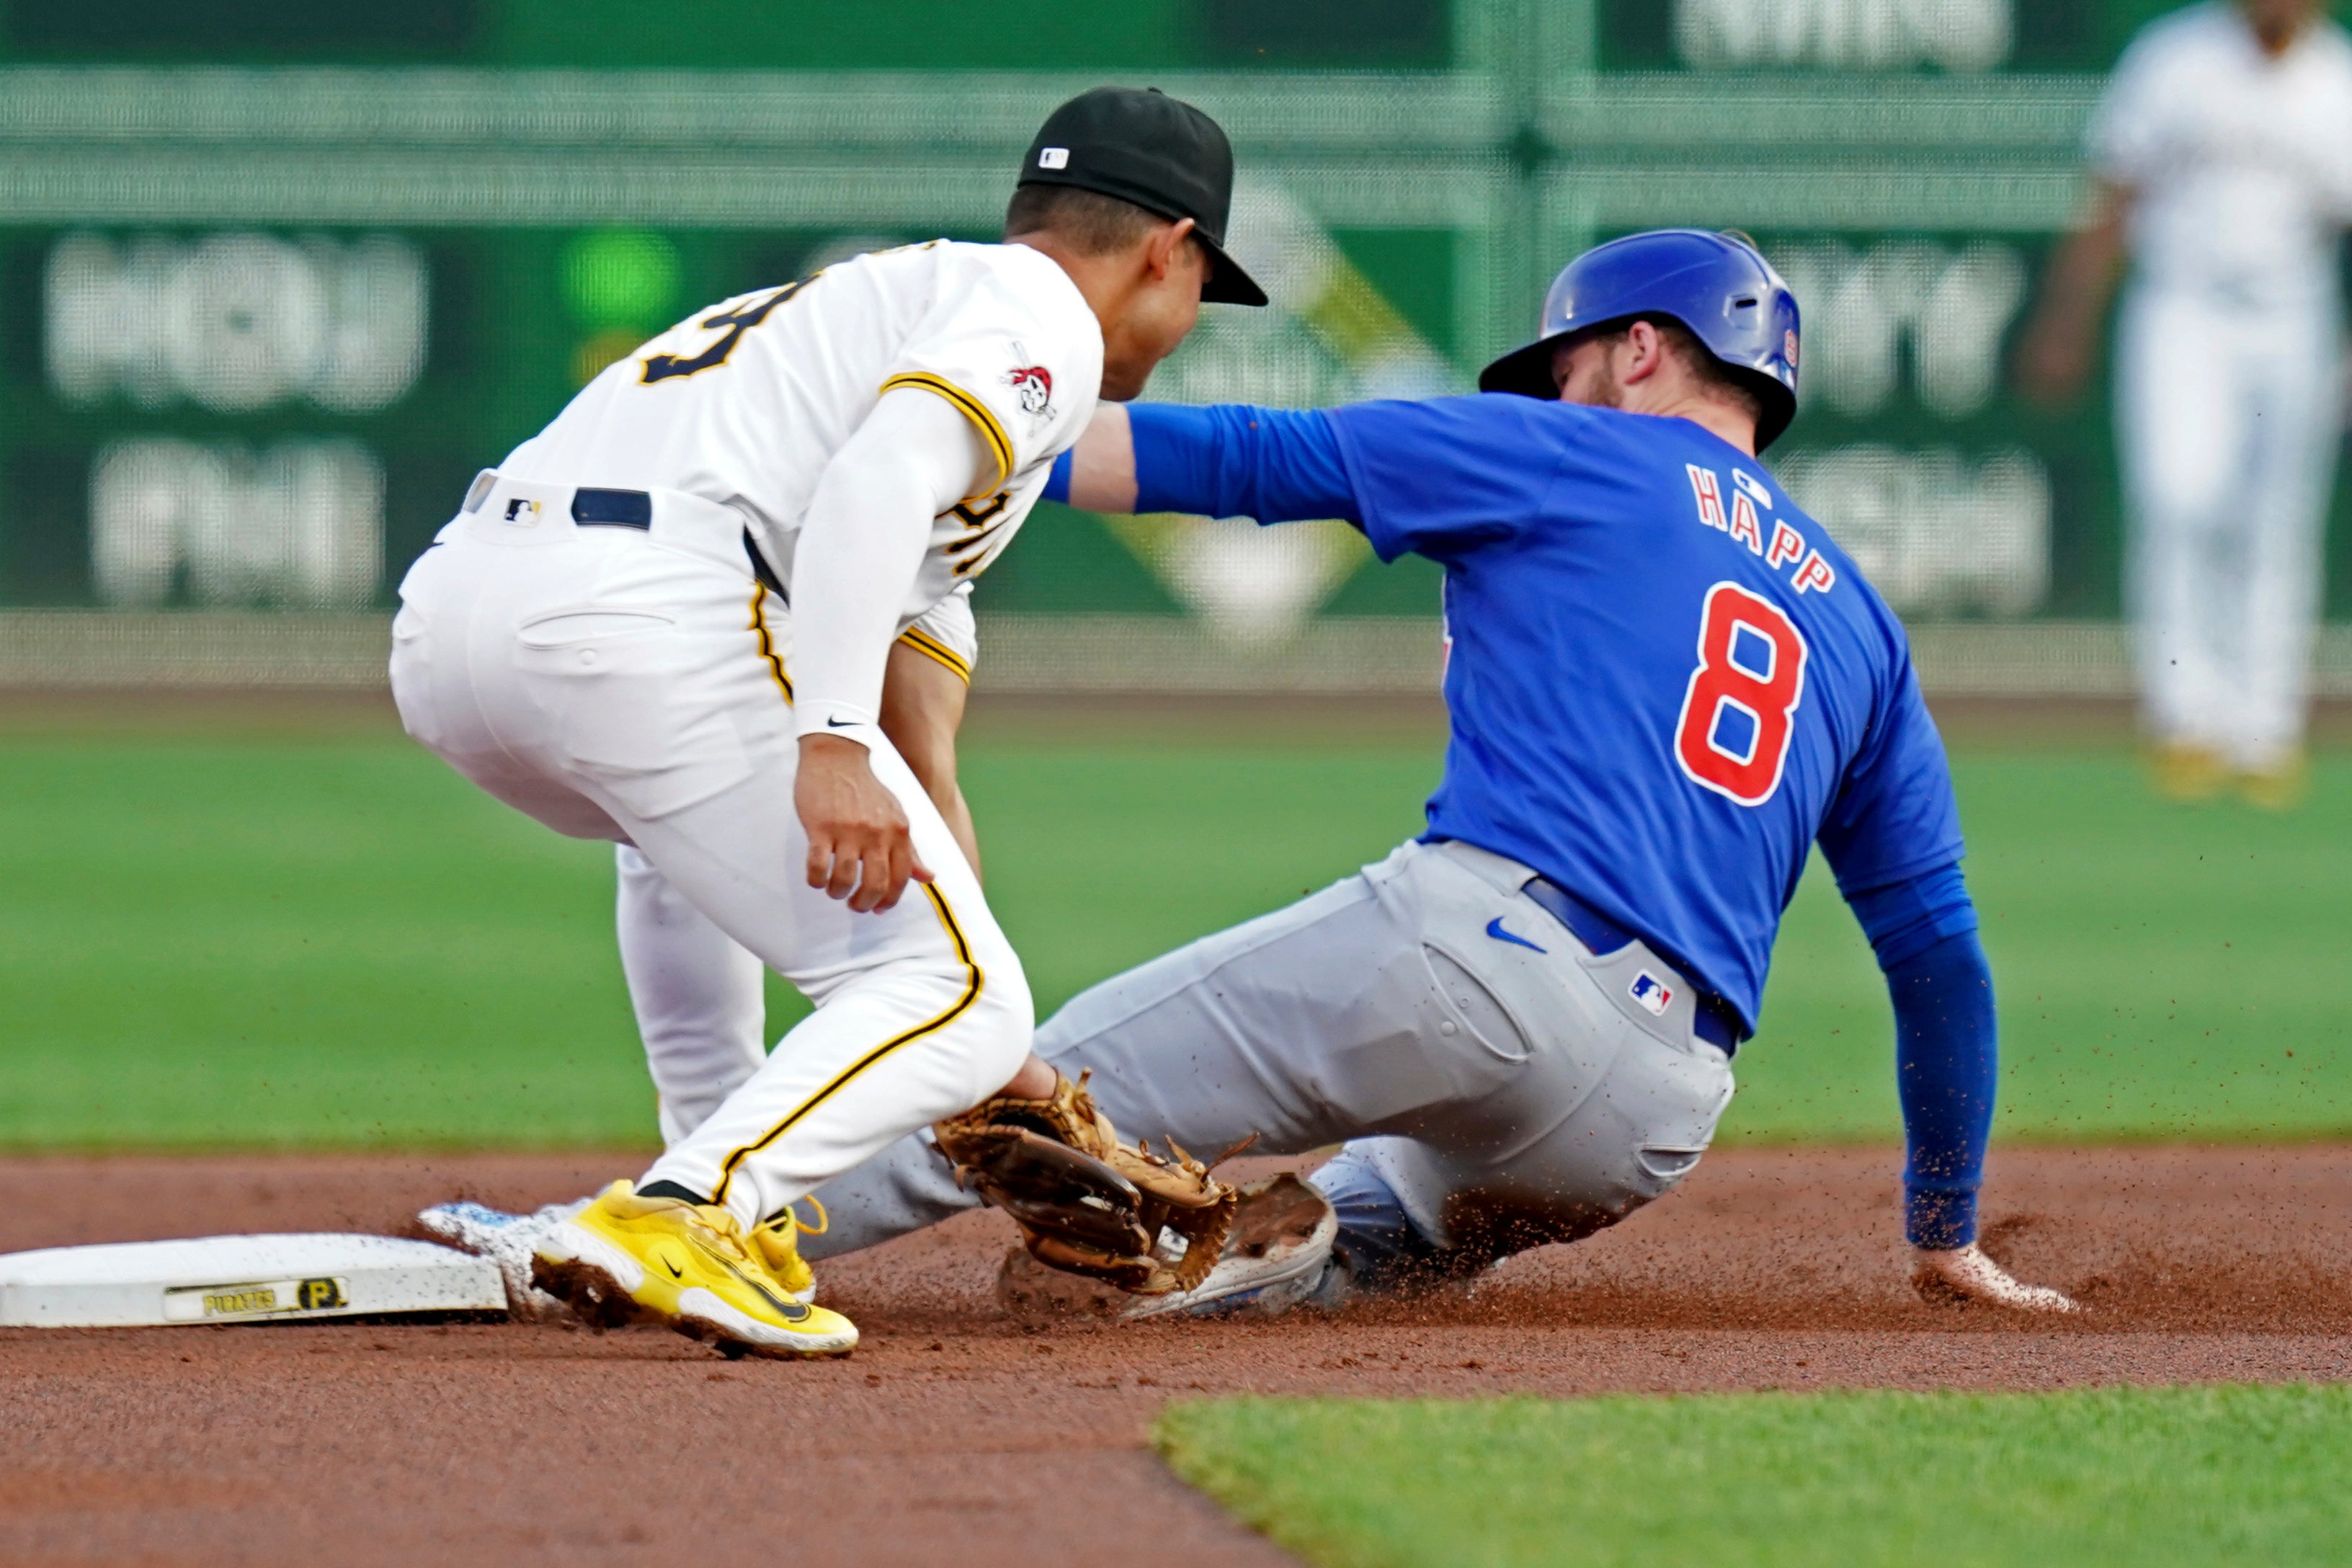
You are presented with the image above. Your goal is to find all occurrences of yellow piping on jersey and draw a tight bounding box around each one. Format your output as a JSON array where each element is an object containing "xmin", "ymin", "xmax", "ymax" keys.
[
  {"xmin": 896, "ymin": 625, "xmax": 973, "ymax": 685},
  {"xmin": 879, "ymin": 373, "xmax": 1014, "ymax": 499},
  {"xmin": 751, "ymin": 582, "xmax": 793, "ymax": 703},
  {"xmin": 710, "ymin": 881, "xmax": 984, "ymax": 1205}
]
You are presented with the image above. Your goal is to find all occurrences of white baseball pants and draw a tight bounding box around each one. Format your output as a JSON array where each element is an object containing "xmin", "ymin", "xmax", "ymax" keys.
[
  {"xmin": 388, "ymin": 478, "xmax": 1031, "ymax": 1229},
  {"xmin": 615, "ymin": 842, "xmax": 767, "ymax": 1149},
  {"xmin": 2115, "ymin": 285, "xmax": 2340, "ymax": 770}
]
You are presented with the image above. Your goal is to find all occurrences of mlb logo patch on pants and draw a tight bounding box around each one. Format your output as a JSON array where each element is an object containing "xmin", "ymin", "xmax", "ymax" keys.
[{"xmin": 1629, "ymin": 971, "xmax": 1674, "ymax": 1016}]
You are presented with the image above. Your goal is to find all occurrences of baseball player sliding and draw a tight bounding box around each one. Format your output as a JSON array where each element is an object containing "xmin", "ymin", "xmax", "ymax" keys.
[
  {"xmin": 790, "ymin": 230, "xmax": 2074, "ymax": 1317},
  {"xmin": 2021, "ymin": 0, "xmax": 2352, "ymax": 808},
  {"xmin": 434, "ymin": 231, "xmax": 2074, "ymax": 1323},
  {"xmin": 391, "ymin": 86, "xmax": 1267, "ymax": 1358}
]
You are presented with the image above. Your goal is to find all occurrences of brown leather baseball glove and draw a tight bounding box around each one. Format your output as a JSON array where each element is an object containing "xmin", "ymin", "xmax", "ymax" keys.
[{"xmin": 930, "ymin": 1070, "xmax": 1239, "ymax": 1295}]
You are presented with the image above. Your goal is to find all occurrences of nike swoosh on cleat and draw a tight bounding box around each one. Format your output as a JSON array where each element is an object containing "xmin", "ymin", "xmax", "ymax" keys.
[
  {"xmin": 663, "ymin": 1259, "xmax": 685, "ymax": 1278},
  {"xmin": 719, "ymin": 1257, "xmax": 812, "ymax": 1322},
  {"xmin": 1486, "ymin": 916, "xmax": 1546, "ymax": 953}
]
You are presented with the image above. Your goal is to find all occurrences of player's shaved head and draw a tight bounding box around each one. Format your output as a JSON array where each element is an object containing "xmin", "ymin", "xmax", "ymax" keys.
[{"xmin": 1004, "ymin": 185, "xmax": 1200, "ymax": 260}]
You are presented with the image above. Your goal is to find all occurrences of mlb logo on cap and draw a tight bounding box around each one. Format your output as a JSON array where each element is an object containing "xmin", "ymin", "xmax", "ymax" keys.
[
  {"xmin": 1037, "ymin": 147, "xmax": 1070, "ymax": 169},
  {"xmin": 1629, "ymin": 972, "xmax": 1673, "ymax": 1016}
]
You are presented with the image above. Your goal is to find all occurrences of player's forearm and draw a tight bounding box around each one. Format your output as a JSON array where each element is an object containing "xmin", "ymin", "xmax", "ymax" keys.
[
  {"xmin": 1047, "ymin": 401, "xmax": 1359, "ymax": 524},
  {"xmin": 790, "ymin": 390, "xmax": 985, "ymax": 736},
  {"xmin": 2040, "ymin": 194, "xmax": 2129, "ymax": 323},
  {"xmin": 1888, "ymin": 930, "xmax": 1997, "ymax": 1250},
  {"xmin": 1845, "ymin": 863, "xmax": 1993, "ymax": 1249},
  {"xmin": 878, "ymin": 638, "xmax": 981, "ymax": 878},
  {"xmin": 1060, "ymin": 403, "xmax": 1138, "ymax": 512},
  {"xmin": 2018, "ymin": 182, "xmax": 2131, "ymax": 399}
]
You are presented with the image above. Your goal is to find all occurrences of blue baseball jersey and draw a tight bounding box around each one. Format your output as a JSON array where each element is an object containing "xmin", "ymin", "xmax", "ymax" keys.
[{"xmin": 1317, "ymin": 396, "xmax": 1963, "ymax": 1030}]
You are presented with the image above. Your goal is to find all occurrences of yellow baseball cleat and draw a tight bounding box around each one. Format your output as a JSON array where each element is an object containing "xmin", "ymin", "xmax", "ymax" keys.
[
  {"xmin": 2239, "ymin": 752, "xmax": 2309, "ymax": 811},
  {"xmin": 742, "ymin": 1199, "xmax": 824, "ymax": 1304},
  {"xmin": 533, "ymin": 1181, "xmax": 856, "ymax": 1358},
  {"xmin": 2149, "ymin": 741, "xmax": 2228, "ymax": 803}
]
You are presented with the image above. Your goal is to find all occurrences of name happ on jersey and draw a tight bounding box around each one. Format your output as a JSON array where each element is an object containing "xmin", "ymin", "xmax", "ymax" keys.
[{"xmin": 1685, "ymin": 463, "xmax": 1837, "ymax": 596}]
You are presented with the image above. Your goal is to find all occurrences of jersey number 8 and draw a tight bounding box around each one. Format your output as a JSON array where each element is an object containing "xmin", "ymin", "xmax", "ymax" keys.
[{"xmin": 1675, "ymin": 582, "xmax": 1808, "ymax": 808}]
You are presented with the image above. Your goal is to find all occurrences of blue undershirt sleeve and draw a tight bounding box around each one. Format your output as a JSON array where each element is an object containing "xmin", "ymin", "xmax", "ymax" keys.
[
  {"xmin": 1045, "ymin": 447, "xmax": 1073, "ymax": 504},
  {"xmin": 1847, "ymin": 861, "xmax": 1978, "ymax": 970},
  {"xmin": 1847, "ymin": 863, "xmax": 1995, "ymax": 1250},
  {"xmin": 1128, "ymin": 403, "xmax": 1361, "ymax": 525}
]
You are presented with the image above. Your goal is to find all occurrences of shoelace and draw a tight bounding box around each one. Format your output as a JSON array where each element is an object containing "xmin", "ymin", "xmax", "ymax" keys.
[{"xmin": 684, "ymin": 1205, "xmax": 760, "ymax": 1265}]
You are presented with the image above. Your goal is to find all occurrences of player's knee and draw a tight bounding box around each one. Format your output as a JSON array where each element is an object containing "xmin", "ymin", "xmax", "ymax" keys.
[{"xmin": 963, "ymin": 956, "xmax": 1034, "ymax": 1096}]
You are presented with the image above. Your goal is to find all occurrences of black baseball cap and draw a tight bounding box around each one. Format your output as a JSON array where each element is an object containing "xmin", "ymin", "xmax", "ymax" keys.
[{"xmin": 1017, "ymin": 86, "xmax": 1268, "ymax": 307}]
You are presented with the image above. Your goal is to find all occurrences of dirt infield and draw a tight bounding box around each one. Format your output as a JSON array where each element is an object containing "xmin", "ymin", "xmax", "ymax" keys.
[{"xmin": 4, "ymin": 1146, "xmax": 2349, "ymax": 1567}]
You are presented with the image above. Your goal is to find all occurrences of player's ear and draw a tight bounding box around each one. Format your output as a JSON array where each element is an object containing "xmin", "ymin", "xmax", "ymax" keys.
[
  {"xmin": 1145, "ymin": 216, "xmax": 1198, "ymax": 282},
  {"xmin": 1623, "ymin": 320, "xmax": 1667, "ymax": 383}
]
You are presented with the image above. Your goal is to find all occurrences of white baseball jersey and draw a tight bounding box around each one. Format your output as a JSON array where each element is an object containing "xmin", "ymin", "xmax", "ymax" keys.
[
  {"xmin": 2090, "ymin": 3, "xmax": 2352, "ymax": 308},
  {"xmin": 498, "ymin": 239, "xmax": 1102, "ymax": 656}
]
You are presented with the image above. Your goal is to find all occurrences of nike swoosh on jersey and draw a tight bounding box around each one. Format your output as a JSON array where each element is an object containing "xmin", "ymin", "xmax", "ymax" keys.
[
  {"xmin": 826, "ymin": 716, "xmax": 857, "ymax": 729},
  {"xmin": 1485, "ymin": 917, "xmax": 1546, "ymax": 954}
]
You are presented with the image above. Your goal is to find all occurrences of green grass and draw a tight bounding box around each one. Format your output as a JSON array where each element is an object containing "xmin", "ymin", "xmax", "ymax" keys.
[
  {"xmin": 0, "ymin": 731, "xmax": 2345, "ymax": 1148},
  {"xmin": 1155, "ymin": 1385, "xmax": 2352, "ymax": 1568},
  {"xmin": 0, "ymin": 733, "xmax": 1430, "ymax": 1147},
  {"xmin": 1736, "ymin": 754, "xmax": 2352, "ymax": 1144}
]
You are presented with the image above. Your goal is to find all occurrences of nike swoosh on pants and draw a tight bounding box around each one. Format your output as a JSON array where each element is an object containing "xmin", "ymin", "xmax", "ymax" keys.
[{"xmin": 1485, "ymin": 916, "xmax": 1546, "ymax": 953}]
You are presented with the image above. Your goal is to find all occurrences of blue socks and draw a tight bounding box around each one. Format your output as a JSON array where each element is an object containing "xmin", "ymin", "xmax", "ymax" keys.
[{"xmin": 1311, "ymin": 1149, "xmax": 1439, "ymax": 1291}]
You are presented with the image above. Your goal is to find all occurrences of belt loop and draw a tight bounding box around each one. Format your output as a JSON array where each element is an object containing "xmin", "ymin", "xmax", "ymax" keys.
[{"xmin": 572, "ymin": 488, "xmax": 654, "ymax": 529}]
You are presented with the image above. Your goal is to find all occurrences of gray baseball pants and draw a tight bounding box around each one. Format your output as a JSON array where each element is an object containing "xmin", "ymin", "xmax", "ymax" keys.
[{"xmin": 798, "ymin": 837, "xmax": 1734, "ymax": 1278}]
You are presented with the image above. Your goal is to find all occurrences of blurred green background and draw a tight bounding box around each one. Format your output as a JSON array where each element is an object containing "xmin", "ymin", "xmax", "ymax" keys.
[
  {"xmin": 1, "ymin": 711, "xmax": 2342, "ymax": 1150},
  {"xmin": 6, "ymin": 0, "xmax": 2348, "ymax": 633}
]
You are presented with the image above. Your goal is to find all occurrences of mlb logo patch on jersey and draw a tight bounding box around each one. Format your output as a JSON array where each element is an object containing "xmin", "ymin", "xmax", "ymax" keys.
[
  {"xmin": 1629, "ymin": 971, "xmax": 1673, "ymax": 1016},
  {"xmin": 502, "ymin": 497, "xmax": 542, "ymax": 525}
]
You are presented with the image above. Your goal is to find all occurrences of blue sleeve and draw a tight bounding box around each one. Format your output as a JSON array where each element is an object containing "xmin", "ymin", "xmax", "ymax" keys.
[
  {"xmin": 1847, "ymin": 862, "xmax": 1978, "ymax": 971},
  {"xmin": 1888, "ymin": 927, "xmax": 1997, "ymax": 1250},
  {"xmin": 1127, "ymin": 404, "xmax": 1361, "ymax": 524},
  {"xmin": 1832, "ymin": 649, "xmax": 1990, "ymax": 1253},
  {"xmin": 1324, "ymin": 396, "xmax": 1571, "ymax": 561},
  {"xmin": 1045, "ymin": 447, "xmax": 1073, "ymax": 504},
  {"xmin": 1815, "ymin": 640, "xmax": 1966, "ymax": 896}
]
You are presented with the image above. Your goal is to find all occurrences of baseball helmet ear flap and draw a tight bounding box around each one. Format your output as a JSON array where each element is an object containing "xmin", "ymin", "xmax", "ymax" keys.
[{"xmin": 1479, "ymin": 229, "xmax": 1802, "ymax": 450}]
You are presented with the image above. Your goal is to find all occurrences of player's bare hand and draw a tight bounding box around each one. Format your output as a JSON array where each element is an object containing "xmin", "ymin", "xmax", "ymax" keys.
[
  {"xmin": 796, "ymin": 734, "xmax": 933, "ymax": 913},
  {"xmin": 1910, "ymin": 1243, "xmax": 2077, "ymax": 1314}
]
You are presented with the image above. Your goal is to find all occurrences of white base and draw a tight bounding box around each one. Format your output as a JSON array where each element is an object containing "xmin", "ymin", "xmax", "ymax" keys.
[{"xmin": 0, "ymin": 1234, "xmax": 507, "ymax": 1327}]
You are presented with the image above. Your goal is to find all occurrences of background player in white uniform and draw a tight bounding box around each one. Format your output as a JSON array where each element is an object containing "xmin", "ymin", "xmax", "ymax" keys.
[
  {"xmin": 391, "ymin": 86, "xmax": 1266, "ymax": 1357},
  {"xmin": 2022, "ymin": 0, "xmax": 2352, "ymax": 807}
]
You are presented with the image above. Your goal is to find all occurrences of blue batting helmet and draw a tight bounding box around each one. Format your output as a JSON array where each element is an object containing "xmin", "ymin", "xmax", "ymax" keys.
[{"xmin": 1478, "ymin": 229, "xmax": 1801, "ymax": 449}]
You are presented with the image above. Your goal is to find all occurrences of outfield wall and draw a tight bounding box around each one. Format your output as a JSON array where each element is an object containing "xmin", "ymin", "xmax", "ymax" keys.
[{"xmin": 5, "ymin": 0, "xmax": 2348, "ymax": 653}]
